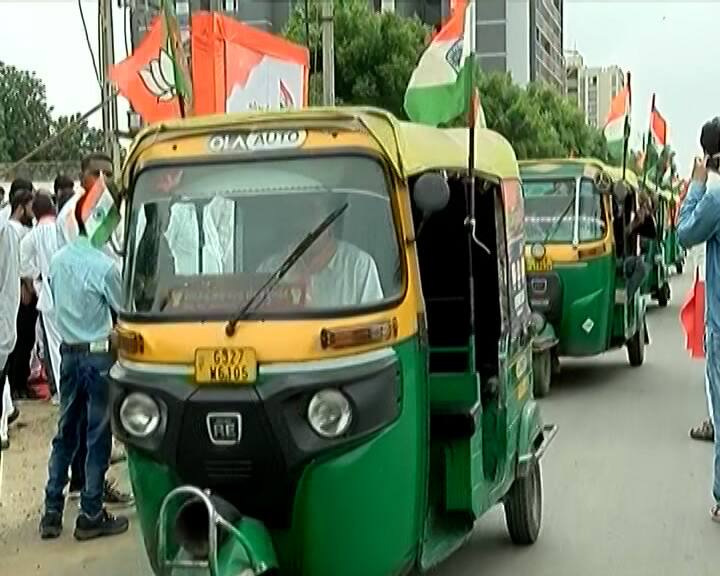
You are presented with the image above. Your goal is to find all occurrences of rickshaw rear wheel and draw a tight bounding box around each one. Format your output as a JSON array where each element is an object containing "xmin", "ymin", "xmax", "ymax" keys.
[
  {"xmin": 532, "ymin": 350, "xmax": 552, "ymax": 398},
  {"xmin": 657, "ymin": 283, "xmax": 670, "ymax": 308},
  {"xmin": 626, "ymin": 321, "xmax": 646, "ymax": 367},
  {"xmin": 504, "ymin": 459, "xmax": 542, "ymax": 545}
]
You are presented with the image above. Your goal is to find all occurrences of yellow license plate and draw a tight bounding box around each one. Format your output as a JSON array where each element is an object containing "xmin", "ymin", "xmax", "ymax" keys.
[
  {"xmin": 526, "ymin": 256, "xmax": 553, "ymax": 272},
  {"xmin": 194, "ymin": 347, "xmax": 257, "ymax": 384}
]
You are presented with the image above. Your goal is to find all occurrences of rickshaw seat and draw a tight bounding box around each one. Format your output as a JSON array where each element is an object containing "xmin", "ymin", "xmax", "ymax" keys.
[{"xmin": 430, "ymin": 400, "xmax": 480, "ymax": 440}]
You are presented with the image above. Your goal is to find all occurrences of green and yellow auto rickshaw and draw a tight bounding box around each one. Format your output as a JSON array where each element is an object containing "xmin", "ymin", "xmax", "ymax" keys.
[
  {"xmin": 639, "ymin": 180, "xmax": 671, "ymax": 307},
  {"xmin": 519, "ymin": 159, "xmax": 649, "ymax": 396},
  {"xmin": 109, "ymin": 107, "xmax": 556, "ymax": 576},
  {"xmin": 662, "ymin": 185, "xmax": 685, "ymax": 274}
]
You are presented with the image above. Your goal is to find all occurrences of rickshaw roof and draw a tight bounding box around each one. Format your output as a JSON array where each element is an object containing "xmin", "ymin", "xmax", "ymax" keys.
[
  {"xmin": 519, "ymin": 158, "xmax": 639, "ymax": 188},
  {"xmin": 122, "ymin": 106, "xmax": 519, "ymax": 188}
]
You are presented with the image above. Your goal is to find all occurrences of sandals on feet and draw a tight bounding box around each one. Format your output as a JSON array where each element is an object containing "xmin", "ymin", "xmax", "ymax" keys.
[
  {"xmin": 711, "ymin": 504, "xmax": 720, "ymax": 523},
  {"xmin": 690, "ymin": 419, "xmax": 714, "ymax": 441}
]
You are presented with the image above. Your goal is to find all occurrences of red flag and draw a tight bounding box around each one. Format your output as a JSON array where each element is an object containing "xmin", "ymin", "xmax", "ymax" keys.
[
  {"xmin": 191, "ymin": 11, "xmax": 309, "ymax": 116},
  {"xmin": 110, "ymin": 17, "xmax": 181, "ymax": 123},
  {"xmin": 680, "ymin": 272, "xmax": 705, "ymax": 359}
]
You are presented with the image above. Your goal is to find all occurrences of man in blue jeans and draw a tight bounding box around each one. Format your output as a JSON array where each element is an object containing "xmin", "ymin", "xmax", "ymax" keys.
[
  {"xmin": 39, "ymin": 180, "xmax": 129, "ymax": 540},
  {"xmin": 678, "ymin": 116, "xmax": 720, "ymax": 523}
]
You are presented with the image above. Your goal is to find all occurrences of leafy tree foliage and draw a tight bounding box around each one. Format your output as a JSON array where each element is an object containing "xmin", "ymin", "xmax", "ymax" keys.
[
  {"xmin": 285, "ymin": 4, "xmax": 609, "ymax": 162},
  {"xmin": 0, "ymin": 62, "xmax": 104, "ymax": 163},
  {"xmin": 284, "ymin": 0, "xmax": 426, "ymax": 118}
]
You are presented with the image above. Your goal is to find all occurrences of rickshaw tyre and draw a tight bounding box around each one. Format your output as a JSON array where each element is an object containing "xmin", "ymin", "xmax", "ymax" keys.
[
  {"xmin": 626, "ymin": 324, "xmax": 645, "ymax": 367},
  {"xmin": 504, "ymin": 460, "xmax": 542, "ymax": 546},
  {"xmin": 657, "ymin": 284, "xmax": 670, "ymax": 308},
  {"xmin": 532, "ymin": 351, "xmax": 551, "ymax": 398}
]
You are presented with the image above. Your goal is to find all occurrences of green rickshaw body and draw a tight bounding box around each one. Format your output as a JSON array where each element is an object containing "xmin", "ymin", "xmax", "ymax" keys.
[
  {"xmin": 109, "ymin": 108, "xmax": 555, "ymax": 576},
  {"xmin": 639, "ymin": 181, "xmax": 672, "ymax": 304},
  {"xmin": 519, "ymin": 160, "xmax": 647, "ymax": 394}
]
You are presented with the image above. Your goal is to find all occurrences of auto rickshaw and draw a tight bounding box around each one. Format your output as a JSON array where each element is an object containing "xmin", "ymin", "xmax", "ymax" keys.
[
  {"xmin": 109, "ymin": 107, "xmax": 556, "ymax": 576},
  {"xmin": 662, "ymin": 186, "xmax": 685, "ymax": 274},
  {"xmin": 519, "ymin": 159, "xmax": 649, "ymax": 396},
  {"xmin": 639, "ymin": 180, "xmax": 671, "ymax": 307}
]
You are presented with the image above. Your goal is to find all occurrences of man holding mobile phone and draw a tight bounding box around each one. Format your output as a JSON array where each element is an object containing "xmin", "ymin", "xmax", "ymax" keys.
[{"xmin": 678, "ymin": 116, "xmax": 720, "ymax": 523}]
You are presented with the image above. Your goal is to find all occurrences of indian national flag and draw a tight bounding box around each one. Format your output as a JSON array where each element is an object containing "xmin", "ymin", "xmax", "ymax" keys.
[
  {"xmin": 80, "ymin": 176, "xmax": 121, "ymax": 249},
  {"xmin": 649, "ymin": 100, "xmax": 668, "ymax": 159},
  {"xmin": 603, "ymin": 78, "xmax": 630, "ymax": 164},
  {"xmin": 403, "ymin": 0, "xmax": 476, "ymax": 126}
]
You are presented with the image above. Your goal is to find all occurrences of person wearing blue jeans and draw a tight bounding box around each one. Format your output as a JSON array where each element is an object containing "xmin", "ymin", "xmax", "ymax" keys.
[
  {"xmin": 678, "ymin": 117, "xmax": 720, "ymax": 523},
  {"xmin": 40, "ymin": 158, "xmax": 129, "ymax": 540}
]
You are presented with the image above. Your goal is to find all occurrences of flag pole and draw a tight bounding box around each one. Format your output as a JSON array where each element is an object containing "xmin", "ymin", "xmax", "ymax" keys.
[
  {"xmin": 465, "ymin": 52, "xmax": 477, "ymax": 347},
  {"xmin": 641, "ymin": 93, "xmax": 655, "ymax": 191},
  {"xmin": 621, "ymin": 72, "xmax": 631, "ymax": 180}
]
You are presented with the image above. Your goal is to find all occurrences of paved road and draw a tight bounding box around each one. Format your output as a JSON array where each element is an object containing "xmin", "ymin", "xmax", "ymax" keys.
[{"xmin": 5, "ymin": 274, "xmax": 719, "ymax": 575}]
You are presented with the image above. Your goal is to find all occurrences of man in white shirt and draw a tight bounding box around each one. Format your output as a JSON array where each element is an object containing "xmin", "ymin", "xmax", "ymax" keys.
[
  {"xmin": 257, "ymin": 195, "xmax": 383, "ymax": 308},
  {"xmin": 20, "ymin": 191, "xmax": 62, "ymax": 402},
  {"xmin": 4, "ymin": 183, "xmax": 37, "ymax": 401},
  {"xmin": 0, "ymin": 214, "xmax": 21, "ymax": 459}
]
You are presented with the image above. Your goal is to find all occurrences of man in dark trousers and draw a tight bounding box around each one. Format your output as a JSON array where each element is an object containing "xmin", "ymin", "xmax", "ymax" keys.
[
  {"xmin": 39, "ymin": 172, "xmax": 129, "ymax": 540},
  {"xmin": 5, "ymin": 180, "xmax": 38, "ymax": 400}
]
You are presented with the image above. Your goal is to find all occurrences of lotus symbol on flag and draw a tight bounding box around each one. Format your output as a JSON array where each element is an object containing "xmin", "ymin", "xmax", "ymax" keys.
[
  {"xmin": 139, "ymin": 41, "xmax": 177, "ymax": 102},
  {"xmin": 279, "ymin": 79, "xmax": 295, "ymax": 109}
]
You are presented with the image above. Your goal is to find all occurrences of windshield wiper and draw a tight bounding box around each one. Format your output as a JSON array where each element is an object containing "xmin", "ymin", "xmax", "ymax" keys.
[
  {"xmin": 543, "ymin": 195, "xmax": 575, "ymax": 244},
  {"xmin": 225, "ymin": 203, "xmax": 348, "ymax": 336}
]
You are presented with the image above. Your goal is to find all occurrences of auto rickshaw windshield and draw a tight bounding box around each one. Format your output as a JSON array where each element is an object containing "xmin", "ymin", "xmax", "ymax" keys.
[
  {"xmin": 523, "ymin": 177, "xmax": 606, "ymax": 244},
  {"xmin": 124, "ymin": 154, "xmax": 403, "ymax": 318}
]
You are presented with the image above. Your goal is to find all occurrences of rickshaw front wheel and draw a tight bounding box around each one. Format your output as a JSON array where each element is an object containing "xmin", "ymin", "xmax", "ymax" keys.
[
  {"xmin": 626, "ymin": 322, "xmax": 646, "ymax": 367},
  {"xmin": 504, "ymin": 459, "xmax": 542, "ymax": 545},
  {"xmin": 532, "ymin": 351, "xmax": 552, "ymax": 398}
]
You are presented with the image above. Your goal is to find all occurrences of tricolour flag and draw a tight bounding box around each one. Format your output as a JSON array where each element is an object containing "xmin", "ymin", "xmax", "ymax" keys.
[
  {"xmin": 403, "ymin": 0, "xmax": 476, "ymax": 126},
  {"xmin": 603, "ymin": 76, "xmax": 630, "ymax": 164},
  {"xmin": 647, "ymin": 97, "xmax": 668, "ymax": 167},
  {"xmin": 80, "ymin": 176, "xmax": 121, "ymax": 249}
]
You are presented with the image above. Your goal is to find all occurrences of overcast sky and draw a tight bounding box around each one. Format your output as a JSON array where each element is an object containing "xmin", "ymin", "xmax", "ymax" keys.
[{"xmin": 0, "ymin": 1, "xmax": 714, "ymax": 173}]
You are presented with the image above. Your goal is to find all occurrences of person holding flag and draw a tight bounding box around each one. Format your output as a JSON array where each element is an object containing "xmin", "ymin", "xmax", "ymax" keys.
[
  {"xmin": 677, "ymin": 116, "xmax": 720, "ymax": 523},
  {"xmin": 39, "ymin": 173, "xmax": 129, "ymax": 540}
]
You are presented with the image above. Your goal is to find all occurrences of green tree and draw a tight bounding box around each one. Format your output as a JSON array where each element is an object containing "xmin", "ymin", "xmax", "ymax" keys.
[
  {"xmin": 476, "ymin": 73, "xmax": 609, "ymax": 161},
  {"xmin": 0, "ymin": 62, "xmax": 105, "ymax": 164},
  {"xmin": 0, "ymin": 62, "xmax": 53, "ymax": 162},
  {"xmin": 44, "ymin": 114, "xmax": 106, "ymax": 162},
  {"xmin": 284, "ymin": 0, "xmax": 427, "ymax": 118}
]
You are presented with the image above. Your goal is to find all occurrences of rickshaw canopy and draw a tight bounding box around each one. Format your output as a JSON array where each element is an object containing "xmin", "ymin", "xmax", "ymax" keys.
[
  {"xmin": 121, "ymin": 106, "xmax": 519, "ymax": 189},
  {"xmin": 520, "ymin": 158, "xmax": 639, "ymax": 193}
]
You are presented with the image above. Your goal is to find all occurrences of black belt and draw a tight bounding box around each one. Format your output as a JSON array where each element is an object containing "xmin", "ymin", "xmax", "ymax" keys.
[{"xmin": 60, "ymin": 341, "xmax": 110, "ymax": 354}]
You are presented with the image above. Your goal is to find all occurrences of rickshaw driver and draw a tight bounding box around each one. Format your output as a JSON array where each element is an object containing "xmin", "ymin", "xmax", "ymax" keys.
[{"xmin": 257, "ymin": 194, "xmax": 383, "ymax": 308}]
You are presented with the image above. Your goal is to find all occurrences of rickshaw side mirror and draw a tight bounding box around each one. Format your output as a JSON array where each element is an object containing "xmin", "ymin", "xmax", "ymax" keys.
[{"xmin": 413, "ymin": 172, "xmax": 450, "ymax": 217}]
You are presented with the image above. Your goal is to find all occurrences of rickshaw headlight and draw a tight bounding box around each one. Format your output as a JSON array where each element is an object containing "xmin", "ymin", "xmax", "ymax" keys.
[
  {"xmin": 530, "ymin": 312, "xmax": 547, "ymax": 335},
  {"xmin": 531, "ymin": 243, "xmax": 546, "ymax": 260},
  {"xmin": 307, "ymin": 389, "xmax": 353, "ymax": 438},
  {"xmin": 119, "ymin": 393, "xmax": 161, "ymax": 438}
]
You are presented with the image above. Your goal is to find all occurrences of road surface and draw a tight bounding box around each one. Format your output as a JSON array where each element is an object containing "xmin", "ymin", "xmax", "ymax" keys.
[{"xmin": 2, "ymin": 274, "xmax": 719, "ymax": 575}]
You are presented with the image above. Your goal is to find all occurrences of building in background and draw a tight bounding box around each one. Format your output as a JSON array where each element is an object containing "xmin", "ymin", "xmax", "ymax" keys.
[
  {"xmin": 565, "ymin": 50, "xmax": 625, "ymax": 128},
  {"xmin": 476, "ymin": 0, "xmax": 564, "ymax": 92},
  {"xmin": 128, "ymin": 1, "xmax": 444, "ymax": 45}
]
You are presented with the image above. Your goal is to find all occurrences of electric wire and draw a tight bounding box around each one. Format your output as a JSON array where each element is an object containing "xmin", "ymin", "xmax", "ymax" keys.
[{"xmin": 78, "ymin": 0, "xmax": 102, "ymax": 89}]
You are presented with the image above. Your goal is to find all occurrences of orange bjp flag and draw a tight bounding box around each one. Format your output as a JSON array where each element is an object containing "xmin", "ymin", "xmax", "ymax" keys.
[
  {"xmin": 190, "ymin": 11, "xmax": 309, "ymax": 116},
  {"xmin": 110, "ymin": 17, "xmax": 182, "ymax": 123}
]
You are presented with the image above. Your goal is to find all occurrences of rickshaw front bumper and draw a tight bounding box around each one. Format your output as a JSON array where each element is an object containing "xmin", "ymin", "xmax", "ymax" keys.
[{"xmin": 109, "ymin": 351, "xmax": 401, "ymax": 529}]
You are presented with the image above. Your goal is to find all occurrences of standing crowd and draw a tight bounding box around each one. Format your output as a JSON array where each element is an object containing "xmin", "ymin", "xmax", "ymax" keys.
[{"xmin": 0, "ymin": 154, "xmax": 133, "ymax": 542}]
